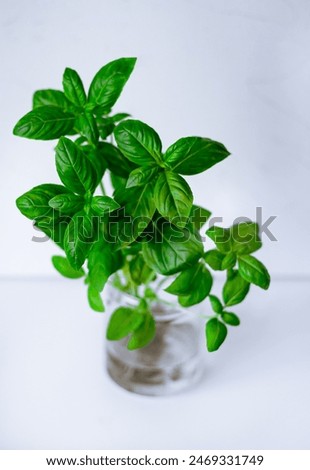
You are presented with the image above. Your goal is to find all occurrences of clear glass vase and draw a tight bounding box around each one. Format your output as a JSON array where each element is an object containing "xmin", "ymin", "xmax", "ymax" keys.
[{"xmin": 105, "ymin": 285, "xmax": 205, "ymax": 396}]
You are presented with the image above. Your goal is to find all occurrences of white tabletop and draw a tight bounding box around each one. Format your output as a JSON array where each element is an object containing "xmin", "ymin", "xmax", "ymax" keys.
[{"xmin": 0, "ymin": 277, "xmax": 309, "ymax": 450}]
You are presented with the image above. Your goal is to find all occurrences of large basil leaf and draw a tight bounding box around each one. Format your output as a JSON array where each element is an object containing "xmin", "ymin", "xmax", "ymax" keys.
[
  {"xmin": 114, "ymin": 119, "xmax": 162, "ymax": 165},
  {"xmin": 204, "ymin": 249, "xmax": 225, "ymax": 270},
  {"xmin": 142, "ymin": 219, "xmax": 204, "ymax": 275},
  {"xmin": 51, "ymin": 255, "xmax": 84, "ymax": 279},
  {"xmin": 106, "ymin": 307, "xmax": 143, "ymax": 341},
  {"xmin": 154, "ymin": 171, "xmax": 193, "ymax": 227},
  {"xmin": 126, "ymin": 167, "xmax": 160, "ymax": 188},
  {"xmin": 163, "ymin": 136, "xmax": 230, "ymax": 175},
  {"xmin": 62, "ymin": 67, "xmax": 86, "ymax": 107},
  {"xmin": 238, "ymin": 255, "xmax": 270, "ymax": 290},
  {"xmin": 32, "ymin": 89, "xmax": 70, "ymax": 109},
  {"xmin": 55, "ymin": 137, "xmax": 97, "ymax": 194},
  {"xmin": 127, "ymin": 311, "xmax": 156, "ymax": 350},
  {"xmin": 165, "ymin": 262, "xmax": 212, "ymax": 306},
  {"xmin": 13, "ymin": 106, "xmax": 75, "ymax": 140},
  {"xmin": 206, "ymin": 318, "xmax": 227, "ymax": 352},
  {"xmin": 98, "ymin": 142, "xmax": 136, "ymax": 178},
  {"xmin": 16, "ymin": 184, "xmax": 69, "ymax": 220},
  {"xmin": 49, "ymin": 193, "xmax": 84, "ymax": 214},
  {"xmin": 113, "ymin": 183, "xmax": 156, "ymax": 244},
  {"xmin": 88, "ymin": 57, "xmax": 136, "ymax": 110},
  {"xmin": 64, "ymin": 212, "xmax": 94, "ymax": 269},
  {"xmin": 222, "ymin": 270, "xmax": 250, "ymax": 306}
]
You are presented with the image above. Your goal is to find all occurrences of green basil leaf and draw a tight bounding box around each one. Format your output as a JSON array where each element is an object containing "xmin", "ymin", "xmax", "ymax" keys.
[
  {"xmin": 13, "ymin": 106, "xmax": 75, "ymax": 140},
  {"xmin": 111, "ymin": 113, "xmax": 130, "ymax": 123},
  {"xmin": 142, "ymin": 219, "xmax": 204, "ymax": 275},
  {"xmin": 127, "ymin": 311, "xmax": 156, "ymax": 350},
  {"xmin": 206, "ymin": 226, "xmax": 232, "ymax": 253},
  {"xmin": 164, "ymin": 137, "xmax": 230, "ymax": 175},
  {"xmin": 222, "ymin": 312, "xmax": 240, "ymax": 326},
  {"xmin": 238, "ymin": 255, "xmax": 270, "ymax": 290},
  {"xmin": 209, "ymin": 295, "xmax": 223, "ymax": 314},
  {"xmin": 75, "ymin": 113, "xmax": 99, "ymax": 145},
  {"xmin": 16, "ymin": 183, "xmax": 69, "ymax": 220},
  {"xmin": 177, "ymin": 265, "xmax": 213, "ymax": 307},
  {"xmin": 87, "ymin": 239, "xmax": 123, "ymax": 293},
  {"xmin": 99, "ymin": 142, "xmax": 137, "ymax": 178},
  {"xmin": 113, "ymin": 183, "xmax": 156, "ymax": 244},
  {"xmin": 221, "ymin": 252, "xmax": 236, "ymax": 270},
  {"xmin": 82, "ymin": 144, "xmax": 107, "ymax": 186},
  {"xmin": 91, "ymin": 196, "xmax": 120, "ymax": 215},
  {"xmin": 129, "ymin": 255, "xmax": 155, "ymax": 285},
  {"xmin": 64, "ymin": 212, "xmax": 94, "ymax": 269},
  {"xmin": 126, "ymin": 167, "xmax": 159, "ymax": 188},
  {"xmin": 110, "ymin": 173, "xmax": 127, "ymax": 192},
  {"xmin": 87, "ymin": 286, "xmax": 105, "ymax": 312},
  {"xmin": 55, "ymin": 137, "xmax": 97, "ymax": 194},
  {"xmin": 206, "ymin": 318, "xmax": 227, "ymax": 352},
  {"xmin": 33, "ymin": 89, "xmax": 70, "ymax": 109},
  {"xmin": 190, "ymin": 205, "xmax": 211, "ymax": 230},
  {"xmin": 96, "ymin": 116, "xmax": 115, "ymax": 139},
  {"xmin": 49, "ymin": 193, "xmax": 84, "ymax": 214},
  {"xmin": 114, "ymin": 119, "xmax": 162, "ymax": 165},
  {"xmin": 154, "ymin": 171, "xmax": 193, "ymax": 227},
  {"xmin": 63, "ymin": 67, "xmax": 86, "ymax": 107},
  {"xmin": 107, "ymin": 307, "xmax": 143, "ymax": 340},
  {"xmin": 88, "ymin": 57, "xmax": 137, "ymax": 110},
  {"xmin": 51, "ymin": 255, "xmax": 84, "ymax": 279},
  {"xmin": 203, "ymin": 249, "xmax": 225, "ymax": 271},
  {"xmin": 165, "ymin": 262, "xmax": 211, "ymax": 296},
  {"xmin": 230, "ymin": 222, "xmax": 262, "ymax": 255},
  {"xmin": 222, "ymin": 270, "xmax": 250, "ymax": 306}
]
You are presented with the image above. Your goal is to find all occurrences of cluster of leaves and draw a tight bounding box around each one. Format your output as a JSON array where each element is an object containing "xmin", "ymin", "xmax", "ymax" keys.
[{"xmin": 14, "ymin": 57, "xmax": 270, "ymax": 353}]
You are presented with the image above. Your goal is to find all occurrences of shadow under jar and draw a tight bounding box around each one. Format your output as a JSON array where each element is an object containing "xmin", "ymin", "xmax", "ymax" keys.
[{"xmin": 105, "ymin": 285, "xmax": 205, "ymax": 396}]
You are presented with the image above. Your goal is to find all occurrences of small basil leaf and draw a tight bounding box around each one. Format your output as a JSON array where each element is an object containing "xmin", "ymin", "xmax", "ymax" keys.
[
  {"xmin": 88, "ymin": 57, "xmax": 137, "ymax": 110},
  {"xmin": 190, "ymin": 205, "xmax": 211, "ymax": 230},
  {"xmin": 107, "ymin": 307, "xmax": 143, "ymax": 341},
  {"xmin": 13, "ymin": 106, "xmax": 75, "ymax": 140},
  {"xmin": 126, "ymin": 167, "xmax": 159, "ymax": 188},
  {"xmin": 154, "ymin": 171, "xmax": 193, "ymax": 227},
  {"xmin": 206, "ymin": 226, "xmax": 232, "ymax": 253},
  {"xmin": 222, "ymin": 312, "xmax": 240, "ymax": 326},
  {"xmin": 99, "ymin": 142, "xmax": 137, "ymax": 178},
  {"xmin": 64, "ymin": 212, "xmax": 94, "ymax": 270},
  {"xmin": 142, "ymin": 219, "xmax": 204, "ymax": 275},
  {"xmin": 75, "ymin": 113, "xmax": 99, "ymax": 145},
  {"xmin": 63, "ymin": 67, "xmax": 86, "ymax": 107},
  {"xmin": 204, "ymin": 249, "xmax": 225, "ymax": 271},
  {"xmin": 164, "ymin": 137, "xmax": 230, "ymax": 175},
  {"xmin": 206, "ymin": 318, "xmax": 227, "ymax": 352},
  {"xmin": 88, "ymin": 286, "xmax": 105, "ymax": 312},
  {"xmin": 91, "ymin": 196, "xmax": 120, "ymax": 215},
  {"xmin": 51, "ymin": 255, "xmax": 84, "ymax": 279},
  {"xmin": 55, "ymin": 137, "xmax": 97, "ymax": 194},
  {"xmin": 49, "ymin": 193, "xmax": 84, "ymax": 214},
  {"xmin": 32, "ymin": 89, "xmax": 70, "ymax": 109},
  {"xmin": 129, "ymin": 255, "xmax": 155, "ymax": 285},
  {"xmin": 114, "ymin": 119, "xmax": 162, "ymax": 166},
  {"xmin": 230, "ymin": 222, "xmax": 262, "ymax": 255},
  {"xmin": 222, "ymin": 270, "xmax": 250, "ymax": 306},
  {"xmin": 111, "ymin": 113, "xmax": 130, "ymax": 123},
  {"xmin": 16, "ymin": 183, "xmax": 69, "ymax": 220},
  {"xmin": 238, "ymin": 255, "xmax": 270, "ymax": 290},
  {"xmin": 221, "ymin": 252, "xmax": 236, "ymax": 270},
  {"xmin": 127, "ymin": 311, "xmax": 156, "ymax": 350},
  {"xmin": 209, "ymin": 295, "xmax": 223, "ymax": 314}
]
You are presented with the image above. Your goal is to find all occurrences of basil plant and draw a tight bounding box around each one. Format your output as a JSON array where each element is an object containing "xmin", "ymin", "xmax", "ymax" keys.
[{"xmin": 14, "ymin": 57, "xmax": 270, "ymax": 353}]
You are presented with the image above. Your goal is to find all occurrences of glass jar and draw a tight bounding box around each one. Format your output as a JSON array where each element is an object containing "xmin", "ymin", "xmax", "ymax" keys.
[{"xmin": 105, "ymin": 284, "xmax": 205, "ymax": 396}]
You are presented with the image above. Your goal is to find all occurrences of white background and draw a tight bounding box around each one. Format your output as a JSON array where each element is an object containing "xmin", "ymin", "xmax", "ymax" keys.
[
  {"xmin": 1, "ymin": 0, "xmax": 310, "ymax": 451},
  {"xmin": 1, "ymin": 0, "xmax": 309, "ymax": 276}
]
